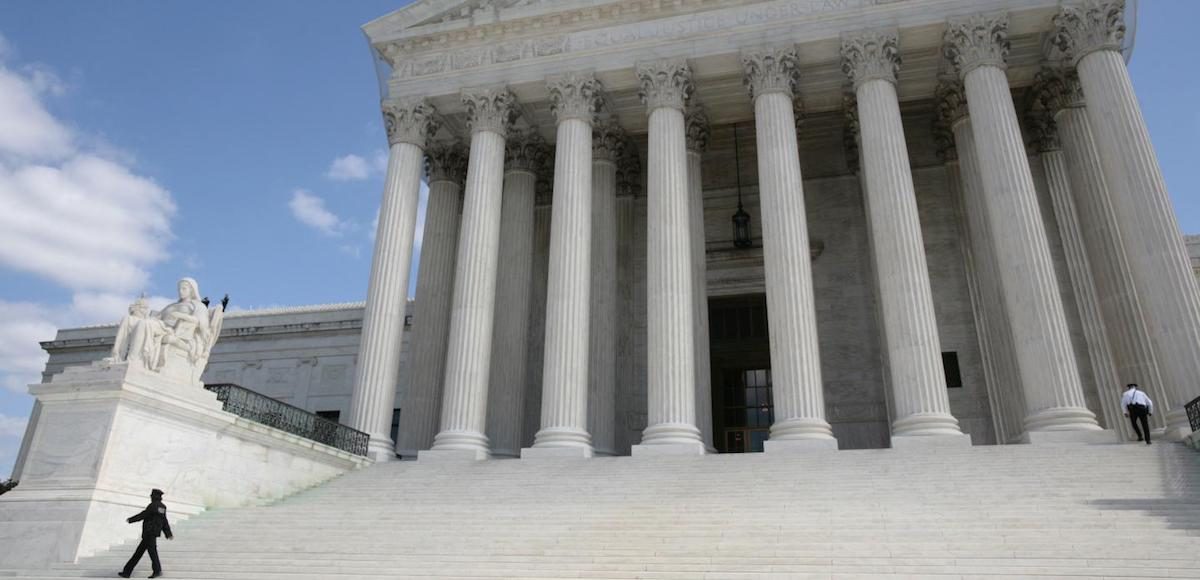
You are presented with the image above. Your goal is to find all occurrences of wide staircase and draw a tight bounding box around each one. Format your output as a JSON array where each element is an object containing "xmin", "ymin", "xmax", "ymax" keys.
[{"xmin": 6, "ymin": 443, "xmax": 1200, "ymax": 579}]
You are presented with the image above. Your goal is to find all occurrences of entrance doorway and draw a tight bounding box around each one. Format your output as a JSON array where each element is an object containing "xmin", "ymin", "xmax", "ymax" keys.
[{"xmin": 708, "ymin": 294, "xmax": 773, "ymax": 453}]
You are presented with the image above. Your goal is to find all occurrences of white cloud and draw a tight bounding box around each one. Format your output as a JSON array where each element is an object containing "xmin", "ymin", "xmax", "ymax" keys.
[
  {"xmin": 326, "ymin": 154, "xmax": 371, "ymax": 181},
  {"xmin": 0, "ymin": 65, "xmax": 73, "ymax": 161},
  {"xmin": 289, "ymin": 189, "xmax": 345, "ymax": 236},
  {"xmin": 0, "ymin": 155, "xmax": 175, "ymax": 293},
  {"xmin": 0, "ymin": 40, "xmax": 177, "ymax": 396}
]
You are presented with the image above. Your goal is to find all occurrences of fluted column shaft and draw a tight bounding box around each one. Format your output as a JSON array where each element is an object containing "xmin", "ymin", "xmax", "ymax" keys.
[
  {"xmin": 1054, "ymin": 103, "xmax": 1165, "ymax": 437},
  {"xmin": 945, "ymin": 15, "xmax": 1101, "ymax": 439},
  {"xmin": 486, "ymin": 166, "xmax": 537, "ymax": 458},
  {"xmin": 685, "ymin": 110, "xmax": 714, "ymax": 453},
  {"xmin": 742, "ymin": 47, "xmax": 834, "ymax": 449},
  {"xmin": 634, "ymin": 59, "xmax": 704, "ymax": 453},
  {"xmin": 1060, "ymin": 26, "xmax": 1200, "ymax": 438},
  {"xmin": 588, "ymin": 152, "xmax": 619, "ymax": 456},
  {"xmin": 350, "ymin": 98, "xmax": 440, "ymax": 462},
  {"xmin": 429, "ymin": 88, "xmax": 515, "ymax": 460},
  {"xmin": 531, "ymin": 72, "xmax": 601, "ymax": 456},
  {"xmin": 951, "ymin": 116, "xmax": 1027, "ymax": 443},
  {"xmin": 396, "ymin": 172, "xmax": 462, "ymax": 457},
  {"xmin": 1038, "ymin": 143, "xmax": 1126, "ymax": 434},
  {"xmin": 844, "ymin": 31, "xmax": 966, "ymax": 444},
  {"xmin": 523, "ymin": 199, "xmax": 553, "ymax": 447}
]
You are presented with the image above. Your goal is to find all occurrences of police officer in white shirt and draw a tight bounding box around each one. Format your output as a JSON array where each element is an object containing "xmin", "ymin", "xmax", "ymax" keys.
[{"xmin": 1120, "ymin": 383, "xmax": 1154, "ymax": 445}]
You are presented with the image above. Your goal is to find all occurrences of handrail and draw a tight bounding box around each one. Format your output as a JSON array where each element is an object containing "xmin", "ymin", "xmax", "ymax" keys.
[
  {"xmin": 203, "ymin": 383, "xmax": 370, "ymax": 457},
  {"xmin": 1186, "ymin": 396, "xmax": 1200, "ymax": 434}
]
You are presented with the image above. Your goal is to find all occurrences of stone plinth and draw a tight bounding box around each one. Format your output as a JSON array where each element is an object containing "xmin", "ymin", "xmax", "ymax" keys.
[{"xmin": 0, "ymin": 362, "xmax": 367, "ymax": 569}]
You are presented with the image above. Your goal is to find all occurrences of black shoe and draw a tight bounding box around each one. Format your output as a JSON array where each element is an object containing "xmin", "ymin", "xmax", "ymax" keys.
[
  {"xmin": 1146, "ymin": 440, "xmax": 1152, "ymax": 445},
  {"xmin": 117, "ymin": 573, "xmax": 130, "ymax": 579},
  {"xmin": 149, "ymin": 573, "xmax": 162, "ymax": 579}
]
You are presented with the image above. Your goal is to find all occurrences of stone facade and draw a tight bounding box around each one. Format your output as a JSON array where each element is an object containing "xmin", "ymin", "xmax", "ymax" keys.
[{"xmin": 18, "ymin": 0, "xmax": 1200, "ymax": 470}]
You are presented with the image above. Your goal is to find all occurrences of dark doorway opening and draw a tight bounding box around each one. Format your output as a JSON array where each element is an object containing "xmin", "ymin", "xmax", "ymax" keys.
[{"xmin": 708, "ymin": 294, "xmax": 773, "ymax": 453}]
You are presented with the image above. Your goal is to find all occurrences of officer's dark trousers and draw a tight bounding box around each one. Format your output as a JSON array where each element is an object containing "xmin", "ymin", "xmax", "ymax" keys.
[
  {"xmin": 1128, "ymin": 405, "xmax": 1151, "ymax": 443},
  {"xmin": 122, "ymin": 537, "xmax": 161, "ymax": 575}
]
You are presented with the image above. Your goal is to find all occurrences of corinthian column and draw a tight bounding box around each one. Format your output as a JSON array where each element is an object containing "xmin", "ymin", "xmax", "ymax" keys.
[
  {"xmin": 741, "ymin": 46, "xmax": 836, "ymax": 451},
  {"xmin": 936, "ymin": 82, "xmax": 1028, "ymax": 443},
  {"xmin": 1027, "ymin": 103, "xmax": 1126, "ymax": 436},
  {"xmin": 587, "ymin": 120, "xmax": 623, "ymax": 457},
  {"xmin": 685, "ymin": 106, "xmax": 715, "ymax": 453},
  {"xmin": 842, "ymin": 31, "xmax": 969, "ymax": 447},
  {"xmin": 1053, "ymin": 0, "xmax": 1200, "ymax": 439},
  {"xmin": 944, "ymin": 13, "xmax": 1105, "ymax": 442},
  {"xmin": 631, "ymin": 58, "xmax": 705, "ymax": 455},
  {"xmin": 485, "ymin": 133, "xmax": 546, "ymax": 458},
  {"xmin": 426, "ymin": 86, "xmax": 517, "ymax": 461},
  {"xmin": 1036, "ymin": 68, "xmax": 1165, "ymax": 440},
  {"xmin": 526, "ymin": 72, "xmax": 603, "ymax": 458},
  {"xmin": 349, "ymin": 97, "xmax": 440, "ymax": 462},
  {"xmin": 395, "ymin": 141, "xmax": 466, "ymax": 458}
]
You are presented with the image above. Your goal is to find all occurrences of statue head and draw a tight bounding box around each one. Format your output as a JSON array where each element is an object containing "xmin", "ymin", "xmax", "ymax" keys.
[
  {"xmin": 177, "ymin": 278, "xmax": 201, "ymax": 302},
  {"xmin": 129, "ymin": 295, "xmax": 150, "ymax": 318}
]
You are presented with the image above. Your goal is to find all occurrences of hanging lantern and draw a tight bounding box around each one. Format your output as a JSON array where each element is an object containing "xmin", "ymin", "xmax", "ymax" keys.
[{"xmin": 731, "ymin": 124, "xmax": 753, "ymax": 249}]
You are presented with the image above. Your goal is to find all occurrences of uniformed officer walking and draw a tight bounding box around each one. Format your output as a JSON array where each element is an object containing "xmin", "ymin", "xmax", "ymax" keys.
[
  {"xmin": 118, "ymin": 488, "xmax": 173, "ymax": 578},
  {"xmin": 1121, "ymin": 383, "xmax": 1155, "ymax": 445}
]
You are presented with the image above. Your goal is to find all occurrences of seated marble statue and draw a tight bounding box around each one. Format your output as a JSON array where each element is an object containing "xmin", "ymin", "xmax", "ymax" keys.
[{"xmin": 110, "ymin": 278, "xmax": 224, "ymax": 380}]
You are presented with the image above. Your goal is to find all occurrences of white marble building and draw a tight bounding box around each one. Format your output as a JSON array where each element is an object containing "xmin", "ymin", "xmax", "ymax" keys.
[{"xmin": 15, "ymin": 0, "xmax": 1200, "ymax": 473}]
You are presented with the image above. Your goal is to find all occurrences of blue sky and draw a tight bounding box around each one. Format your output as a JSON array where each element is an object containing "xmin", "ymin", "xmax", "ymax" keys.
[{"xmin": 0, "ymin": 1, "xmax": 1197, "ymax": 477}]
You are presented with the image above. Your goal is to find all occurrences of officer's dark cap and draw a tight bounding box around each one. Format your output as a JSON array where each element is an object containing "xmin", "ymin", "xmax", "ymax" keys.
[{"xmin": 150, "ymin": 489, "xmax": 164, "ymax": 497}]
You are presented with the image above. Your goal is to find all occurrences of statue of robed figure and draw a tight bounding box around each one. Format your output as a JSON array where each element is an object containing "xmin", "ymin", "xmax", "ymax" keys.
[{"xmin": 109, "ymin": 278, "xmax": 224, "ymax": 383}]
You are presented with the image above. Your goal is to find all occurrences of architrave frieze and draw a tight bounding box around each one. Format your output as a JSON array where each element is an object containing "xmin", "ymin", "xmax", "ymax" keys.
[{"xmin": 378, "ymin": 0, "xmax": 1064, "ymax": 105}]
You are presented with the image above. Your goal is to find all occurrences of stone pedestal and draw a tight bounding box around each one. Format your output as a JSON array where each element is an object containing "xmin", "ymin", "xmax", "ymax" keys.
[{"xmin": 0, "ymin": 362, "xmax": 366, "ymax": 569}]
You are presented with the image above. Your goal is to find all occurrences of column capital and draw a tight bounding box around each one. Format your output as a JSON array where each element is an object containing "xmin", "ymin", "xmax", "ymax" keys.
[
  {"xmin": 841, "ymin": 29, "xmax": 901, "ymax": 88},
  {"xmin": 505, "ymin": 131, "xmax": 549, "ymax": 174},
  {"xmin": 616, "ymin": 138, "xmax": 641, "ymax": 199},
  {"xmin": 842, "ymin": 92, "xmax": 860, "ymax": 174},
  {"xmin": 1027, "ymin": 108, "xmax": 1062, "ymax": 153},
  {"xmin": 741, "ymin": 45, "xmax": 800, "ymax": 100},
  {"xmin": 382, "ymin": 97, "xmax": 441, "ymax": 148},
  {"xmin": 535, "ymin": 148, "xmax": 554, "ymax": 206},
  {"xmin": 1052, "ymin": 0, "xmax": 1126, "ymax": 63},
  {"xmin": 934, "ymin": 78, "xmax": 970, "ymax": 129},
  {"xmin": 546, "ymin": 72, "xmax": 604, "ymax": 125},
  {"xmin": 943, "ymin": 12, "xmax": 1010, "ymax": 78},
  {"xmin": 592, "ymin": 119, "xmax": 626, "ymax": 163},
  {"xmin": 1033, "ymin": 68, "xmax": 1087, "ymax": 115},
  {"xmin": 636, "ymin": 58, "xmax": 694, "ymax": 112},
  {"xmin": 461, "ymin": 86, "xmax": 518, "ymax": 137},
  {"xmin": 684, "ymin": 106, "xmax": 709, "ymax": 154},
  {"xmin": 424, "ymin": 141, "xmax": 468, "ymax": 184}
]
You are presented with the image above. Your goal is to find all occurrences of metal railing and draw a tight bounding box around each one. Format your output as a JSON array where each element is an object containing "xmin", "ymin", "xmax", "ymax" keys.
[
  {"xmin": 1186, "ymin": 396, "xmax": 1200, "ymax": 434},
  {"xmin": 204, "ymin": 383, "xmax": 370, "ymax": 457}
]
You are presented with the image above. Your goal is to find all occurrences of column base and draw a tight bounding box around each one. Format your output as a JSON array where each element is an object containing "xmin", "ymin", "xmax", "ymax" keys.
[
  {"xmin": 393, "ymin": 447, "xmax": 419, "ymax": 461},
  {"xmin": 631, "ymin": 441, "xmax": 708, "ymax": 457},
  {"xmin": 890, "ymin": 433, "xmax": 973, "ymax": 451},
  {"xmin": 1164, "ymin": 407, "xmax": 1192, "ymax": 442},
  {"xmin": 521, "ymin": 446, "xmax": 593, "ymax": 460},
  {"xmin": 366, "ymin": 437, "xmax": 397, "ymax": 463},
  {"xmin": 418, "ymin": 448, "xmax": 489, "ymax": 462},
  {"xmin": 1020, "ymin": 429, "xmax": 1117, "ymax": 445},
  {"xmin": 763, "ymin": 438, "xmax": 838, "ymax": 453}
]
